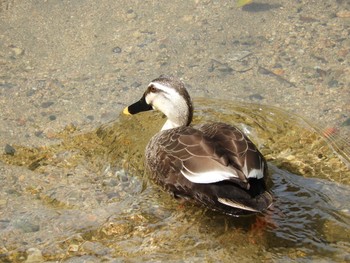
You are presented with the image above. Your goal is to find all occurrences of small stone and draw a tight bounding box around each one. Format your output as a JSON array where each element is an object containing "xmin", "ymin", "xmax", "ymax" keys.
[
  {"xmin": 336, "ymin": 11, "xmax": 350, "ymax": 18},
  {"xmin": 249, "ymin": 93, "xmax": 264, "ymax": 101},
  {"xmin": 25, "ymin": 248, "xmax": 43, "ymax": 263},
  {"xmin": 14, "ymin": 220, "xmax": 40, "ymax": 233},
  {"xmin": 68, "ymin": 244, "xmax": 79, "ymax": 252},
  {"xmin": 49, "ymin": 115, "xmax": 56, "ymax": 121},
  {"xmin": 0, "ymin": 82, "xmax": 15, "ymax": 89},
  {"xmin": 86, "ymin": 115, "xmax": 94, "ymax": 121},
  {"xmin": 305, "ymin": 85, "xmax": 314, "ymax": 93},
  {"xmin": 112, "ymin": 47, "xmax": 122, "ymax": 54},
  {"xmin": 4, "ymin": 144, "xmax": 15, "ymax": 155},
  {"xmin": 45, "ymin": 130, "xmax": 58, "ymax": 139},
  {"xmin": 41, "ymin": 101, "xmax": 54, "ymax": 108},
  {"xmin": 10, "ymin": 46, "xmax": 25, "ymax": 56},
  {"xmin": 299, "ymin": 15, "xmax": 317, "ymax": 23},
  {"xmin": 126, "ymin": 9, "xmax": 137, "ymax": 19},
  {"xmin": 131, "ymin": 82, "xmax": 141, "ymax": 88},
  {"xmin": 16, "ymin": 118, "xmax": 27, "ymax": 126},
  {"xmin": 26, "ymin": 89, "xmax": 36, "ymax": 97},
  {"xmin": 341, "ymin": 118, "xmax": 350, "ymax": 127},
  {"xmin": 34, "ymin": 131, "xmax": 44, "ymax": 137},
  {"xmin": 258, "ymin": 67, "xmax": 271, "ymax": 75},
  {"xmin": 327, "ymin": 79, "xmax": 339, "ymax": 88},
  {"xmin": 272, "ymin": 68, "xmax": 285, "ymax": 75}
]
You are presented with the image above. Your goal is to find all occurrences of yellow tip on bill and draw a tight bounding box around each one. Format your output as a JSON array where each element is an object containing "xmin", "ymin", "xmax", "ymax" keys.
[{"xmin": 123, "ymin": 107, "xmax": 131, "ymax": 115}]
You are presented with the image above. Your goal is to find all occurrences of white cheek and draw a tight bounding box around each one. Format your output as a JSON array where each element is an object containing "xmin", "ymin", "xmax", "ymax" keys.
[{"xmin": 145, "ymin": 93, "xmax": 155, "ymax": 105}]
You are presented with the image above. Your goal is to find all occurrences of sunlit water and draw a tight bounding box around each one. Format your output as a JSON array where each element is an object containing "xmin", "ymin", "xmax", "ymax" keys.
[{"xmin": 1, "ymin": 99, "xmax": 349, "ymax": 262}]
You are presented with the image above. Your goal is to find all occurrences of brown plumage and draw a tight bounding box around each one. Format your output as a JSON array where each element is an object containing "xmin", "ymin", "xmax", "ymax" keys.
[{"xmin": 124, "ymin": 76, "xmax": 272, "ymax": 216}]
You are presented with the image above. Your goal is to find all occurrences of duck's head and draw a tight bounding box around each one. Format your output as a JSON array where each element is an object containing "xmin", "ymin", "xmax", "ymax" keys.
[{"xmin": 123, "ymin": 76, "xmax": 193, "ymax": 130}]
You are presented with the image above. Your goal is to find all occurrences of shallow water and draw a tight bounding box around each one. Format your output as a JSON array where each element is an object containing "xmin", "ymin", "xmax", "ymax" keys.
[{"xmin": 1, "ymin": 99, "xmax": 349, "ymax": 262}]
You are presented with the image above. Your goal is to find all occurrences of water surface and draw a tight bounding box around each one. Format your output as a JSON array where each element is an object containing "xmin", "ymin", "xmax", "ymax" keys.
[{"xmin": 1, "ymin": 99, "xmax": 349, "ymax": 262}]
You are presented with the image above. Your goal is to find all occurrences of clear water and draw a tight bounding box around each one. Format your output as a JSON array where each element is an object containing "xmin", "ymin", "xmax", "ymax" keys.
[{"xmin": 1, "ymin": 99, "xmax": 349, "ymax": 262}]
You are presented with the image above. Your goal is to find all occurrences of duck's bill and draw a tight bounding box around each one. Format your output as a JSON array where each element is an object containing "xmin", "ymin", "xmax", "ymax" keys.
[{"xmin": 123, "ymin": 94, "xmax": 153, "ymax": 115}]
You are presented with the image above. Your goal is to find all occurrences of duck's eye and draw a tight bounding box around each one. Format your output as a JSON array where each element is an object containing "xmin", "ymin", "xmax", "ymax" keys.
[{"xmin": 149, "ymin": 85, "xmax": 157, "ymax": 93}]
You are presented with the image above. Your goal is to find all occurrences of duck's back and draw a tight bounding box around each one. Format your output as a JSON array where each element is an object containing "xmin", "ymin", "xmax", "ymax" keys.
[{"xmin": 145, "ymin": 122, "xmax": 272, "ymax": 215}]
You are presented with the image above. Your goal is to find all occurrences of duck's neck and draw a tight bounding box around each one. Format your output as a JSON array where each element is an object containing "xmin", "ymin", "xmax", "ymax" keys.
[
  {"xmin": 161, "ymin": 120, "xmax": 181, "ymax": 131},
  {"xmin": 160, "ymin": 106, "xmax": 193, "ymax": 131}
]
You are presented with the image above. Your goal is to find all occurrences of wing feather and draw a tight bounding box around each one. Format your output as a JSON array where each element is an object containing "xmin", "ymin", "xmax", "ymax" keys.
[
  {"xmin": 197, "ymin": 122, "xmax": 266, "ymax": 180},
  {"xmin": 146, "ymin": 123, "xmax": 266, "ymax": 189}
]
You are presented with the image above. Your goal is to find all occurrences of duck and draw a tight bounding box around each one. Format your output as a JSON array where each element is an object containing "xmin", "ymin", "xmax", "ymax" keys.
[{"xmin": 123, "ymin": 76, "xmax": 273, "ymax": 216}]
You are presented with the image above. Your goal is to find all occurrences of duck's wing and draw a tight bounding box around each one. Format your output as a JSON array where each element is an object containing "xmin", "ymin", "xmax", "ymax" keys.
[
  {"xmin": 197, "ymin": 122, "xmax": 267, "ymax": 181},
  {"xmin": 156, "ymin": 126, "xmax": 249, "ymax": 187}
]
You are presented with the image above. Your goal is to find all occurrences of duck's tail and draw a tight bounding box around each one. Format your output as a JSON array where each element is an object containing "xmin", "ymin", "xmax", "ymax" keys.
[{"xmin": 217, "ymin": 191, "xmax": 273, "ymax": 214}]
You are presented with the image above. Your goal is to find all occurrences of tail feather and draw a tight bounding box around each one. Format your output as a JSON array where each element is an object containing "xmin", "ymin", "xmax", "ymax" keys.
[{"xmin": 218, "ymin": 191, "xmax": 273, "ymax": 213}]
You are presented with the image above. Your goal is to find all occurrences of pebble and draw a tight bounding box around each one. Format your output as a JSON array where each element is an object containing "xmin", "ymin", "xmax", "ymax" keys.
[
  {"xmin": 126, "ymin": 9, "xmax": 137, "ymax": 20},
  {"xmin": 41, "ymin": 101, "xmax": 54, "ymax": 108},
  {"xmin": 112, "ymin": 47, "xmax": 122, "ymax": 54},
  {"xmin": 131, "ymin": 81, "xmax": 142, "ymax": 88},
  {"xmin": 10, "ymin": 46, "xmax": 25, "ymax": 56},
  {"xmin": 341, "ymin": 118, "xmax": 350, "ymax": 127},
  {"xmin": 272, "ymin": 68, "xmax": 285, "ymax": 75},
  {"xmin": 4, "ymin": 144, "xmax": 16, "ymax": 155},
  {"xmin": 49, "ymin": 115, "xmax": 57, "ymax": 121},
  {"xmin": 209, "ymin": 59, "xmax": 233, "ymax": 74},
  {"xmin": 336, "ymin": 11, "xmax": 350, "ymax": 18},
  {"xmin": 34, "ymin": 131, "xmax": 44, "ymax": 137},
  {"xmin": 249, "ymin": 93, "xmax": 264, "ymax": 101},
  {"xmin": 81, "ymin": 241, "xmax": 110, "ymax": 256},
  {"xmin": 86, "ymin": 115, "xmax": 94, "ymax": 121},
  {"xmin": 25, "ymin": 248, "xmax": 43, "ymax": 263},
  {"xmin": 327, "ymin": 79, "xmax": 339, "ymax": 88},
  {"xmin": 14, "ymin": 220, "xmax": 40, "ymax": 233},
  {"xmin": 0, "ymin": 82, "xmax": 15, "ymax": 89}
]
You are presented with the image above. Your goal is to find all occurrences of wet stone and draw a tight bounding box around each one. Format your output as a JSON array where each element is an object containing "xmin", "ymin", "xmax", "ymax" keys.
[
  {"xmin": 86, "ymin": 115, "xmax": 94, "ymax": 121},
  {"xmin": 327, "ymin": 79, "xmax": 339, "ymax": 88},
  {"xmin": 25, "ymin": 248, "xmax": 43, "ymax": 263},
  {"xmin": 41, "ymin": 101, "xmax": 54, "ymax": 108},
  {"xmin": 34, "ymin": 131, "xmax": 44, "ymax": 138},
  {"xmin": 249, "ymin": 93, "xmax": 264, "ymax": 101},
  {"xmin": 4, "ymin": 144, "xmax": 15, "ymax": 155},
  {"xmin": 26, "ymin": 89, "xmax": 36, "ymax": 97},
  {"xmin": 14, "ymin": 220, "xmax": 40, "ymax": 233},
  {"xmin": 131, "ymin": 82, "xmax": 142, "ymax": 88},
  {"xmin": 64, "ymin": 255, "xmax": 100, "ymax": 263},
  {"xmin": 208, "ymin": 59, "xmax": 233, "ymax": 74},
  {"xmin": 341, "ymin": 118, "xmax": 350, "ymax": 127},
  {"xmin": 0, "ymin": 82, "xmax": 15, "ymax": 89},
  {"xmin": 81, "ymin": 241, "xmax": 110, "ymax": 256},
  {"xmin": 9, "ymin": 45, "xmax": 25, "ymax": 56},
  {"xmin": 336, "ymin": 11, "xmax": 350, "ymax": 18},
  {"xmin": 107, "ymin": 192, "xmax": 120, "ymax": 199},
  {"xmin": 112, "ymin": 47, "xmax": 122, "ymax": 54}
]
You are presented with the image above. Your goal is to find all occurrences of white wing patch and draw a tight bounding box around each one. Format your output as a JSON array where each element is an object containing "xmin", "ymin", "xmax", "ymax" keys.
[
  {"xmin": 242, "ymin": 159, "xmax": 264, "ymax": 179},
  {"xmin": 181, "ymin": 166, "xmax": 239, "ymax": 184},
  {"xmin": 248, "ymin": 168, "xmax": 264, "ymax": 179}
]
